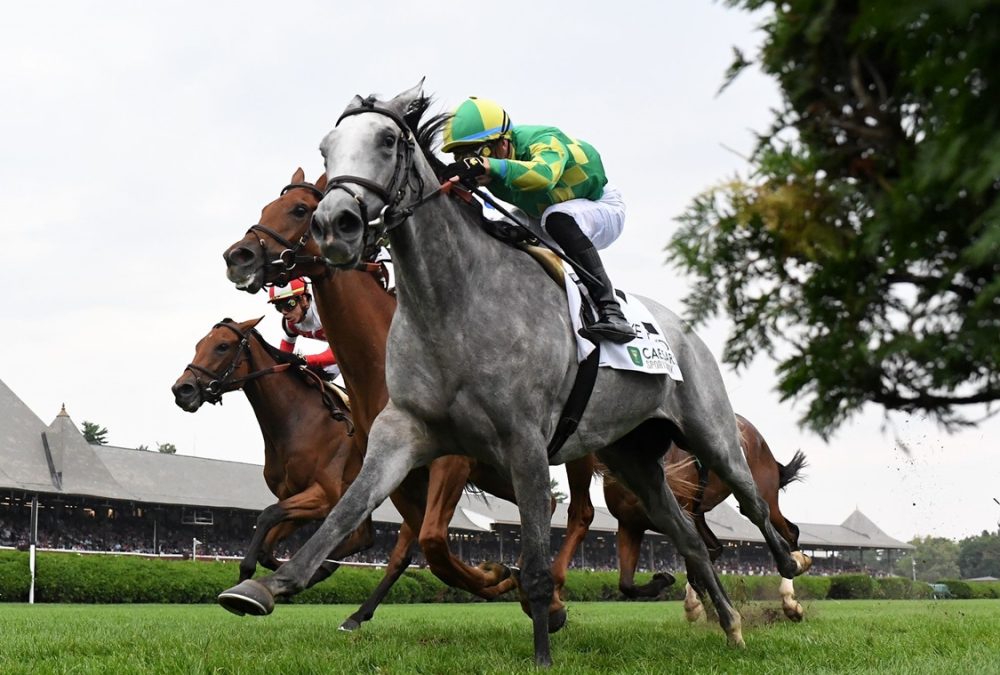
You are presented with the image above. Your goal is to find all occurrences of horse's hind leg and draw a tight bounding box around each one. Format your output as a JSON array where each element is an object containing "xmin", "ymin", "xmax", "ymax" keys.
[
  {"xmin": 506, "ymin": 436, "xmax": 559, "ymax": 666},
  {"xmin": 599, "ymin": 433, "xmax": 744, "ymax": 647},
  {"xmin": 616, "ymin": 523, "xmax": 675, "ymax": 599},
  {"xmin": 682, "ymin": 415, "xmax": 803, "ymax": 579}
]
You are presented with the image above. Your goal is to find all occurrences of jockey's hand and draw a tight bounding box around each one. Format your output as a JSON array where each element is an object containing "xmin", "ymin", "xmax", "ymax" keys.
[{"xmin": 441, "ymin": 156, "xmax": 488, "ymax": 188}]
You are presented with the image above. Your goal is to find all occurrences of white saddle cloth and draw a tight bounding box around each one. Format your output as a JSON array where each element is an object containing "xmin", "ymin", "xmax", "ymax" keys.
[{"xmin": 563, "ymin": 262, "xmax": 683, "ymax": 381}]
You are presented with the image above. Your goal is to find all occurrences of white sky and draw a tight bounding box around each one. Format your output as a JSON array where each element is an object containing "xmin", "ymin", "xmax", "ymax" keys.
[{"xmin": 2, "ymin": 1, "xmax": 997, "ymax": 543}]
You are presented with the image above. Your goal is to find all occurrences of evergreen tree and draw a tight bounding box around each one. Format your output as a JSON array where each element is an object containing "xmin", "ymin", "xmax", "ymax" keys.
[{"xmin": 81, "ymin": 421, "xmax": 109, "ymax": 445}]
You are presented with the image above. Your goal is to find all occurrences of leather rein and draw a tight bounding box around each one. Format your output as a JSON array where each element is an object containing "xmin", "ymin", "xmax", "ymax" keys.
[
  {"xmin": 323, "ymin": 97, "xmax": 448, "ymax": 260},
  {"xmin": 183, "ymin": 321, "xmax": 352, "ymax": 433},
  {"xmin": 247, "ymin": 181, "xmax": 392, "ymax": 288}
]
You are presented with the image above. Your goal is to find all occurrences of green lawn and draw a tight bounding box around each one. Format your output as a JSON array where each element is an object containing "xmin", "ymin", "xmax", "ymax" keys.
[{"xmin": 0, "ymin": 600, "xmax": 997, "ymax": 674}]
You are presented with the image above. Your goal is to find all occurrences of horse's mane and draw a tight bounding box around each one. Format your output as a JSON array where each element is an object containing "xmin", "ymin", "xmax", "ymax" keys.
[
  {"xmin": 395, "ymin": 93, "xmax": 449, "ymax": 179},
  {"xmin": 250, "ymin": 328, "xmax": 334, "ymax": 382},
  {"xmin": 214, "ymin": 319, "xmax": 331, "ymax": 383}
]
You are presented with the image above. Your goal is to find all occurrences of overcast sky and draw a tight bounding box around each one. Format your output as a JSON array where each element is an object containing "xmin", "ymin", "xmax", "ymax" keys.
[{"xmin": 2, "ymin": 1, "xmax": 997, "ymax": 544}]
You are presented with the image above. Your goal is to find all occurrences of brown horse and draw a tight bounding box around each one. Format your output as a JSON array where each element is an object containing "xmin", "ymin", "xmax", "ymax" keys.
[
  {"xmin": 171, "ymin": 318, "xmax": 366, "ymax": 585},
  {"xmin": 223, "ymin": 169, "xmax": 597, "ymax": 631},
  {"xmin": 603, "ymin": 414, "xmax": 810, "ymax": 621}
]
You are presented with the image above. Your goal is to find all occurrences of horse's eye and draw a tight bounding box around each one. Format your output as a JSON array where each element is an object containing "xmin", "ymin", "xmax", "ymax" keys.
[
  {"xmin": 293, "ymin": 205, "xmax": 308, "ymax": 218},
  {"xmin": 382, "ymin": 133, "xmax": 396, "ymax": 148},
  {"xmin": 215, "ymin": 343, "xmax": 231, "ymax": 353}
]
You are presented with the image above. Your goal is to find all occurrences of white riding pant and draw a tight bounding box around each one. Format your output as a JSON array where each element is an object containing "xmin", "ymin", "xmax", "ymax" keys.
[{"xmin": 539, "ymin": 186, "xmax": 625, "ymax": 251}]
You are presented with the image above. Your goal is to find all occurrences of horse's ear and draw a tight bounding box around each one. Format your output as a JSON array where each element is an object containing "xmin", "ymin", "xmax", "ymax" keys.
[
  {"xmin": 342, "ymin": 94, "xmax": 365, "ymax": 117},
  {"xmin": 390, "ymin": 78, "xmax": 429, "ymax": 125},
  {"xmin": 314, "ymin": 173, "xmax": 328, "ymax": 193},
  {"xmin": 291, "ymin": 167, "xmax": 305, "ymax": 184},
  {"xmin": 241, "ymin": 316, "xmax": 265, "ymax": 331}
]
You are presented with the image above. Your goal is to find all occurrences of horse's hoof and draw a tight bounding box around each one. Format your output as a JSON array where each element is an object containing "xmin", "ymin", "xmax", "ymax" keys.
[
  {"xmin": 548, "ymin": 607, "xmax": 568, "ymax": 634},
  {"xmin": 783, "ymin": 602, "xmax": 804, "ymax": 622},
  {"xmin": 218, "ymin": 579, "xmax": 274, "ymax": 617},
  {"xmin": 684, "ymin": 606, "xmax": 705, "ymax": 623},
  {"xmin": 793, "ymin": 551, "xmax": 813, "ymax": 574},
  {"xmin": 652, "ymin": 571, "xmax": 676, "ymax": 589},
  {"xmin": 476, "ymin": 561, "xmax": 513, "ymax": 586},
  {"xmin": 339, "ymin": 618, "xmax": 361, "ymax": 632}
]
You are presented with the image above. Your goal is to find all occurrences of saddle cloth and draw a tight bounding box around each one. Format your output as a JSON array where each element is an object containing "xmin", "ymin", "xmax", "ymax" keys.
[{"xmin": 562, "ymin": 262, "xmax": 684, "ymax": 380}]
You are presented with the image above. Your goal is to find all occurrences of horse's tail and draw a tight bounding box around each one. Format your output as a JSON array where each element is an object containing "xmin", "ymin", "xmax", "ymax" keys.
[
  {"xmin": 778, "ymin": 450, "xmax": 808, "ymax": 490},
  {"xmin": 665, "ymin": 456, "xmax": 701, "ymax": 503}
]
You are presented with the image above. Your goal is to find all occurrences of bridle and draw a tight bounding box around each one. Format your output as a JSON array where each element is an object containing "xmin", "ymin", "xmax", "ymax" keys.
[
  {"xmin": 246, "ymin": 182, "xmax": 332, "ymax": 287},
  {"xmin": 183, "ymin": 321, "xmax": 354, "ymax": 433},
  {"xmin": 183, "ymin": 321, "xmax": 291, "ymax": 405},
  {"xmin": 246, "ymin": 181, "xmax": 395, "ymax": 288},
  {"xmin": 323, "ymin": 96, "xmax": 447, "ymax": 261}
]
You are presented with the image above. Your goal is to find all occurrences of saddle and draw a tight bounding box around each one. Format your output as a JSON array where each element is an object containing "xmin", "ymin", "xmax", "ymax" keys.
[{"xmin": 325, "ymin": 380, "xmax": 351, "ymax": 411}]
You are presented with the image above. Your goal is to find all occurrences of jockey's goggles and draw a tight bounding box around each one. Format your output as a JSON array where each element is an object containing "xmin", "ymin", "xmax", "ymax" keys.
[
  {"xmin": 455, "ymin": 141, "xmax": 496, "ymax": 159},
  {"xmin": 273, "ymin": 298, "xmax": 299, "ymax": 313}
]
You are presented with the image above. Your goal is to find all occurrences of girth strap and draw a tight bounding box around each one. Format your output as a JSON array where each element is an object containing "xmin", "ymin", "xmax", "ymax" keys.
[{"xmin": 547, "ymin": 345, "xmax": 601, "ymax": 459}]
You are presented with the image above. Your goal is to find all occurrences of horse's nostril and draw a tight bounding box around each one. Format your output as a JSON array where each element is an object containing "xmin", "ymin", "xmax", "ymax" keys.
[
  {"xmin": 226, "ymin": 246, "xmax": 256, "ymax": 267},
  {"xmin": 336, "ymin": 211, "xmax": 362, "ymax": 235},
  {"xmin": 173, "ymin": 382, "xmax": 196, "ymax": 400}
]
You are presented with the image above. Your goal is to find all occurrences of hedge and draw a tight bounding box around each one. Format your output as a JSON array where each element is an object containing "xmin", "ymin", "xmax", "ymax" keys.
[{"xmin": 0, "ymin": 551, "xmax": 995, "ymax": 604}]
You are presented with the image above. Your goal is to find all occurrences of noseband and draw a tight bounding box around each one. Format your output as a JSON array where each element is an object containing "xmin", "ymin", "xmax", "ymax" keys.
[
  {"xmin": 323, "ymin": 97, "xmax": 444, "ymax": 260},
  {"xmin": 246, "ymin": 182, "xmax": 331, "ymax": 287},
  {"xmin": 184, "ymin": 322, "xmax": 289, "ymax": 405}
]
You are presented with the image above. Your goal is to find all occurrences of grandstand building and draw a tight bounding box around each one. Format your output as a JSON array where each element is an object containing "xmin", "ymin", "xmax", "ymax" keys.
[{"xmin": 1, "ymin": 378, "xmax": 912, "ymax": 574}]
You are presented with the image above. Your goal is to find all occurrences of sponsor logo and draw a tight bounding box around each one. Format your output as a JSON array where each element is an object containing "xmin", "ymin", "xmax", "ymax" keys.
[{"xmin": 627, "ymin": 346, "xmax": 643, "ymax": 366}]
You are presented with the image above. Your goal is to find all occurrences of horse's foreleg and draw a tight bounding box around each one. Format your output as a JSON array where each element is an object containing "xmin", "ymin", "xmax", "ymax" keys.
[
  {"xmin": 260, "ymin": 520, "xmax": 298, "ymax": 570},
  {"xmin": 340, "ymin": 520, "xmax": 418, "ymax": 631},
  {"xmin": 551, "ymin": 457, "xmax": 595, "ymax": 599},
  {"xmin": 239, "ymin": 502, "xmax": 288, "ymax": 581},
  {"xmin": 419, "ymin": 456, "xmax": 514, "ymax": 598},
  {"xmin": 217, "ymin": 405, "xmax": 435, "ymax": 615}
]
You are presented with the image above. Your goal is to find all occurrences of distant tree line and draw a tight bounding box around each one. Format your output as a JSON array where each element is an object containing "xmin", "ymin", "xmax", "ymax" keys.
[
  {"xmin": 80, "ymin": 421, "xmax": 176, "ymax": 454},
  {"xmin": 893, "ymin": 532, "xmax": 1000, "ymax": 581}
]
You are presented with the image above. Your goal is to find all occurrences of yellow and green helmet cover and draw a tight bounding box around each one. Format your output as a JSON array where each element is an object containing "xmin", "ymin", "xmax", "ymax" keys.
[{"xmin": 442, "ymin": 97, "xmax": 512, "ymax": 153}]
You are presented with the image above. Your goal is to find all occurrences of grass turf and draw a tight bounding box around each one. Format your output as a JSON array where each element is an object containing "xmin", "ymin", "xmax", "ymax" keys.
[{"xmin": 0, "ymin": 600, "xmax": 997, "ymax": 674}]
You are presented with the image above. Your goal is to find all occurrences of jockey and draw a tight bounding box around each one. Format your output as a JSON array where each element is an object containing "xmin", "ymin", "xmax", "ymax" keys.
[
  {"xmin": 268, "ymin": 278, "xmax": 341, "ymax": 380},
  {"xmin": 441, "ymin": 97, "xmax": 636, "ymax": 344}
]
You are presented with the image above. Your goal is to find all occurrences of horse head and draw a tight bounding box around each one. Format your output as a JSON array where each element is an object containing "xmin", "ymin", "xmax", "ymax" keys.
[
  {"xmin": 224, "ymin": 169, "xmax": 330, "ymax": 294},
  {"xmin": 172, "ymin": 317, "xmax": 265, "ymax": 411},
  {"xmin": 313, "ymin": 81, "xmax": 437, "ymax": 268}
]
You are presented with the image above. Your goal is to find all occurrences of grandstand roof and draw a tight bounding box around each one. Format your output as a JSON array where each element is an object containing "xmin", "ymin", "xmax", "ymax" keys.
[{"xmin": 0, "ymin": 377, "xmax": 912, "ymax": 551}]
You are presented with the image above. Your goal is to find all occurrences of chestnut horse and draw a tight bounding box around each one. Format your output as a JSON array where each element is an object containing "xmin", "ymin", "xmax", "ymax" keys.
[
  {"xmin": 605, "ymin": 414, "xmax": 810, "ymax": 620},
  {"xmin": 223, "ymin": 169, "xmax": 597, "ymax": 631},
  {"xmin": 171, "ymin": 318, "xmax": 365, "ymax": 584}
]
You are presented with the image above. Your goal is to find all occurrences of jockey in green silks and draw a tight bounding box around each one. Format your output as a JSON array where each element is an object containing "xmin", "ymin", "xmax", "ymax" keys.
[{"xmin": 440, "ymin": 97, "xmax": 636, "ymax": 345}]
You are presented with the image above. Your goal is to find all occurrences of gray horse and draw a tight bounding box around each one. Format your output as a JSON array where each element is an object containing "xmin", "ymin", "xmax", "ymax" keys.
[{"xmin": 218, "ymin": 83, "xmax": 807, "ymax": 667}]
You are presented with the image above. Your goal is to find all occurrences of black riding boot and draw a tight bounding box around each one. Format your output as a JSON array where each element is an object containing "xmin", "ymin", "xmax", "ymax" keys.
[{"xmin": 546, "ymin": 213, "xmax": 636, "ymax": 344}]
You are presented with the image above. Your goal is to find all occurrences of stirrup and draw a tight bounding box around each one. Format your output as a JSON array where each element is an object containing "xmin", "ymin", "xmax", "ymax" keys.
[{"xmin": 578, "ymin": 317, "xmax": 636, "ymax": 344}]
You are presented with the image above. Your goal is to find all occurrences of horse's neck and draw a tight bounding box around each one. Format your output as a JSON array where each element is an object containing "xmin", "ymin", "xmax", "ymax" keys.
[
  {"xmin": 240, "ymin": 342, "xmax": 305, "ymax": 436},
  {"xmin": 389, "ymin": 197, "xmax": 492, "ymax": 313},
  {"xmin": 311, "ymin": 270, "xmax": 394, "ymax": 435}
]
